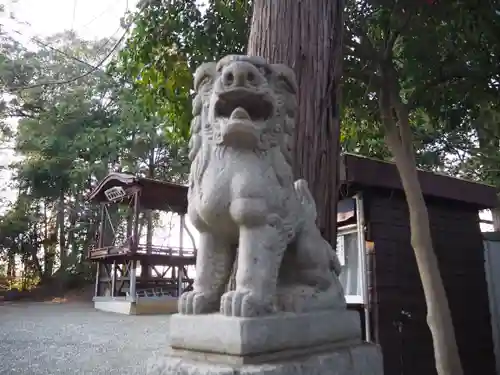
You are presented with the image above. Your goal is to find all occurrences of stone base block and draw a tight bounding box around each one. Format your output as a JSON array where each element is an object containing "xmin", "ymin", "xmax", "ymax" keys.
[
  {"xmin": 169, "ymin": 309, "xmax": 361, "ymax": 361},
  {"xmin": 147, "ymin": 342, "xmax": 384, "ymax": 375},
  {"xmin": 93, "ymin": 296, "xmax": 178, "ymax": 315}
]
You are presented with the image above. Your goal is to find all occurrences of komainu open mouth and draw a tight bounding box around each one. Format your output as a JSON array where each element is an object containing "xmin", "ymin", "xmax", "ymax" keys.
[{"xmin": 215, "ymin": 89, "xmax": 274, "ymax": 121}]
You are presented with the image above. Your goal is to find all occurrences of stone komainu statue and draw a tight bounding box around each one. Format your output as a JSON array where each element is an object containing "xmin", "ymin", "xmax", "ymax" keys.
[{"xmin": 179, "ymin": 55, "xmax": 346, "ymax": 317}]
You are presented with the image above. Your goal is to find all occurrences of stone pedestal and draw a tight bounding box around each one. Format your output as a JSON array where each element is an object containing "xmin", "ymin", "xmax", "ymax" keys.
[{"xmin": 147, "ymin": 310, "xmax": 384, "ymax": 375}]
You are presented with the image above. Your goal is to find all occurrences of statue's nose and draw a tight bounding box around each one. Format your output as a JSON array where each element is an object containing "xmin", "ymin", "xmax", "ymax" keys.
[{"xmin": 221, "ymin": 62, "xmax": 263, "ymax": 88}]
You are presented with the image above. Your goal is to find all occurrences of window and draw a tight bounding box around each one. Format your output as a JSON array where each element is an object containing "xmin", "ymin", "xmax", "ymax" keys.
[{"xmin": 337, "ymin": 227, "xmax": 364, "ymax": 304}]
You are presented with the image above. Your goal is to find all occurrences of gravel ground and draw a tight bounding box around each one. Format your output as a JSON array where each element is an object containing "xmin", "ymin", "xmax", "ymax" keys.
[{"xmin": 0, "ymin": 302, "xmax": 171, "ymax": 375}]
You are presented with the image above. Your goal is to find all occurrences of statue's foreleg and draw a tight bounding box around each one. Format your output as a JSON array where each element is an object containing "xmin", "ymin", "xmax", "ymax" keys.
[
  {"xmin": 178, "ymin": 231, "xmax": 234, "ymax": 314},
  {"xmin": 221, "ymin": 198, "xmax": 285, "ymax": 317}
]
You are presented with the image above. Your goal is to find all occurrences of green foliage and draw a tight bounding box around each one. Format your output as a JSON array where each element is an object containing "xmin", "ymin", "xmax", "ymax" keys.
[
  {"xmin": 110, "ymin": 0, "xmax": 251, "ymax": 140},
  {"xmin": 343, "ymin": 0, "xmax": 500, "ymax": 181},
  {"xmin": 0, "ymin": 30, "xmax": 189, "ymax": 284},
  {"xmin": 118, "ymin": 0, "xmax": 500, "ymax": 188}
]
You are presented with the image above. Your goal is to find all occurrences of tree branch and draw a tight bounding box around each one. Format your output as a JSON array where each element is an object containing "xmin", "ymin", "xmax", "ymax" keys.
[{"xmin": 408, "ymin": 67, "xmax": 495, "ymax": 109}]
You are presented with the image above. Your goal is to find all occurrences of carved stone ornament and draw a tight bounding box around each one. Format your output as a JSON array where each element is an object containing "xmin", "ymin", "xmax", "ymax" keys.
[{"xmin": 179, "ymin": 55, "xmax": 346, "ymax": 318}]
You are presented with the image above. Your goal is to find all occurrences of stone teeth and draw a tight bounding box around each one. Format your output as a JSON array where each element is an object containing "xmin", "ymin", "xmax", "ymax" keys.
[{"xmin": 230, "ymin": 107, "xmax": 250, "ymax": 120}]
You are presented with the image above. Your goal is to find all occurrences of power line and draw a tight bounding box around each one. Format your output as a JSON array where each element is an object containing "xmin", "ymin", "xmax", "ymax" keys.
[
  {"xmin": 8, "ymin": 31, "xmax": 124, "ymax": 91},
  {"xmin": 87, "ymin": 5, "xmax": 130, "ymax": 60},
  {"xmin": 77, "ymin": 0, "xmax": 124, "ymax": 31},
  {"xmin": 71, "ymin": 0, "xmax": 78, "ymax": 31},
  {"xmin": 9, "ymin": 18, "xmax": 125, "ymax": 71},
  {"xmin": 8, "ymin": 0, "xmax": 145, "ymax": 92},
  {"xmin": 10, "ymin": 29, "xmax": 97, "ymax": 71}
]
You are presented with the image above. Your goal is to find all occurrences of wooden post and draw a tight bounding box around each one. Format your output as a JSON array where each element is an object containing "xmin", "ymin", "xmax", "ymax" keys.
[
  {"xmin": 129, "ymin": 260, "xmax": 136, "ymax": 302},
  {"xmin": 111, "ymin": 260, "xmax": 116, "ymax": 298},
  {"xmin": 132, "ymin": 192, "xmax": 140, "ymax": 253},
  {"xmin": 98, "ymin": 204, "xmax": 105, "ymax": 248},
  {"xmin": 178, "ymin": 267, "xmax": 184, "ymax": 297},
  {"xmin": 126, "ymin": 201, "xmax": 133, "ymax": 248},
  {"xmin": 178, "ymin": 215, "xmax": 186, "ymax": 296},
  {"xmin": 94, "ymin": 262, "xmax": 100, "ymax": 298},
  {"xmin": 95, "ymin": 205, "xmax": 105, "ymax": 298},
  {"xmin": 179, "ymin": 214, "xmax": 185, "ymax": 256},
  {"xmin": 355, "ymin": 193, "xmax": 371, "ymax": 343}
]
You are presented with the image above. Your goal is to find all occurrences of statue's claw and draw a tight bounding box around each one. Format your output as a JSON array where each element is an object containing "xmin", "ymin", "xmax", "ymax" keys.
[
  {"xmin": 178, "ymin": 291, "xmax": 219, "ymax": 315},
  {"xmin": 220, "ymin": 290, "xmax": 273, "ymax": 317}
]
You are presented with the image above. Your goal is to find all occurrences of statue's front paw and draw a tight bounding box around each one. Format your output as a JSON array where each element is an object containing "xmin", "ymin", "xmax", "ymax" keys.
[
  {"xmin": 178, "ymin": 291, "xmax": 219, "ymax": 314},
  {"xmin": 220, "ymin": 290, "xmax": 273, "ymax": 317}
]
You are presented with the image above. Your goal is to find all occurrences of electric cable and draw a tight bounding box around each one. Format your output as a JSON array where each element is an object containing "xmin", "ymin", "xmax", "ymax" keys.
[{"xmin": 8, "ymin": 0, "xmax": 147, "ymax": 92}]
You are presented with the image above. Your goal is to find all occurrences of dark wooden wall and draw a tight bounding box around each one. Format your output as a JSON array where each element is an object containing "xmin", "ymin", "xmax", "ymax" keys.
[{"xmin": 363, "ymin": 188, "xmax": 495, "ymax": 375}]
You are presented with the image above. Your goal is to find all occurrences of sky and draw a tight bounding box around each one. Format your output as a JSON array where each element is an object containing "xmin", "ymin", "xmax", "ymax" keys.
[{"xmin": 4, "ymin": 0, "xmax": 137, "ymax": 41}]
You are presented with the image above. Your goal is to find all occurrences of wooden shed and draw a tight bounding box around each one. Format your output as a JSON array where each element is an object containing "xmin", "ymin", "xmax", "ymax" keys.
[{"xmin": 337, "ymin": 153, "xmax": 497, "ymax": 375}]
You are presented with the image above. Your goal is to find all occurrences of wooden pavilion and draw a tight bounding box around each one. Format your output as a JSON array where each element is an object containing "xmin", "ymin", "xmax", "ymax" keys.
[{"xmin": 87, "ymin": 173, "xmax": 194, "ymax": 315}]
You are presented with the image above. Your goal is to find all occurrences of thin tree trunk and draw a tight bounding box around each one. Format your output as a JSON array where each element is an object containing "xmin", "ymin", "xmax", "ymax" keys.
[
  {"xmin": 67, "ymin": 206, "xmax": 78, "ymax": 257},
  {"xmin": 141, "ymin": 209, "xmax": 154, "ymax": 278},
  {"xmin": 146, "ymin": 211, "xmax": 154, "ymax": 251},
  {"xmin": 141, "ymin": 152, "xmax": 156, "ymax": 278},
  {"xmin": 380, "ymin": 74, "xmax": 463, "ymax": 375},
  {"xmin": 247, "ymin": 0, "xmax": 344, "ymax": 244},
  {"xmin": 7, "ymin": 251, "xmax": 15, "ymax": 278},
  {"xmin": 29, "ymin": 220, "xmax": 43, "ymax": 281},
  {"xmin": 24, "ymin": 243, "xmax": 43, "ymax": 281},
  {"xmin": 57, "ymin": 192, "xmax": 66, "ymax": 269},
  {"xmin": 42, "ymin": 201, "xmax": 54, "ymax": 277}
]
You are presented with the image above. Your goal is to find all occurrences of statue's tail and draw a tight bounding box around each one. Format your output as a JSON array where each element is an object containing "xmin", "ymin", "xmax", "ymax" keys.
[
  {"xmin": 294, "ymin": 179, "xmax": 317, "ymax": 222},
  {"xmin": 294, "ymin": 179, "xmax": 343, "ymax": 276}
]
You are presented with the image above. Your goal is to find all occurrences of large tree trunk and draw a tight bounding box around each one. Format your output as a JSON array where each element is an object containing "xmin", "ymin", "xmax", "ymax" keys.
[
  {"xmin": 247, "ymin": 0, "xmax": 344, "ymax": 244},
  {"xmin": 380, "ymin": 72, "xmax": 463, "ymax": 375}
]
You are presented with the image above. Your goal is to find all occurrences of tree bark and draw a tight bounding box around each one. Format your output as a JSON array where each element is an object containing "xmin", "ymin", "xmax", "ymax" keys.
[
  {"xmin": 247, "ymin": 0, "xmax": 344, "ymax": 244},
  {"xmin": 379, "ymin": 72, "xmax": 463, "ymax": 375}
]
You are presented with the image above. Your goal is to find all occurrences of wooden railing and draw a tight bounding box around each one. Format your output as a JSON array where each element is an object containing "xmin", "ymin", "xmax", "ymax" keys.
[{"xmin": 88, "ymin": 244, "xmax": 196, "ymax": 260}]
